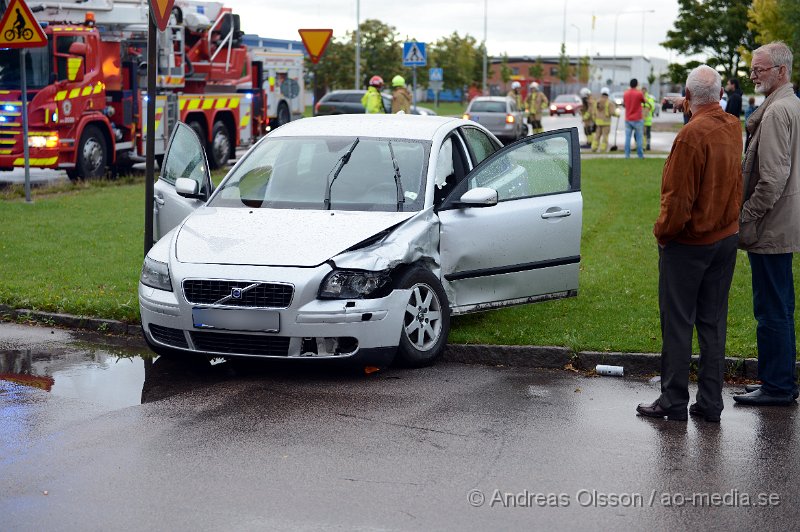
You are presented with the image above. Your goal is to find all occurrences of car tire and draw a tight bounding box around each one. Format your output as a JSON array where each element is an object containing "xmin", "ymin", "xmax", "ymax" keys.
[
  {"xmin": 74, "ymin": 125, "xmax": 108, "ymax": 179},
  {"xmin": 394, "ymin": 267, "xmax": 450, "ymax": 368},
  {"xmin": 275, "ymin": 102, "xmax": 291, "ymax": 127},
  {"xmin": 208, "ymin": 120, "xmax": 232, "ymax": 170}
]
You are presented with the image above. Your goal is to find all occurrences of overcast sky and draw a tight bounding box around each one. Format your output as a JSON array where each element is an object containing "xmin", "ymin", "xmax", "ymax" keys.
[{"xmin": 232, "ymin": 0, "xmax": 683, "ymax": 60}]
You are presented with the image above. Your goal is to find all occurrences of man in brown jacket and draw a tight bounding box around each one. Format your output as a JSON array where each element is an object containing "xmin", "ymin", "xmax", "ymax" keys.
[
  {"xmin": 637, "ymin": 65, "xmax": 742, "ymax": 422},
  {"xmin": 734, "ymin": 42, "xmax": 800, "ymax": 406}
]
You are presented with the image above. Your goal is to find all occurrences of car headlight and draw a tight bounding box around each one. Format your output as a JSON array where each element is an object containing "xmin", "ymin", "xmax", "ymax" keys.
[
  {"xmin": 550, "ymin": 105, "xmax": 557, "ymax": 111},
  {"xmin": 140, "ymin": 256, "xmax": 172, "ymax": 291},
  {"xmin": 565, "ymin": 105, "xmax": 573, "ymax": 111},
  {"xmin": 319, "ymin": 269, "xmax": 391, "ymax": 299}
]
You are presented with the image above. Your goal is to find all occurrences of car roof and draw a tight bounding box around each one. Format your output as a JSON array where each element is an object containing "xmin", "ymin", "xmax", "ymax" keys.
[
  {"xmin": 471, "ymin": 96, "xmax": 509, "ymax": 102},
  {"xmin": 270, "ymin": 114, "xmax": 464, "ymax": 140}
]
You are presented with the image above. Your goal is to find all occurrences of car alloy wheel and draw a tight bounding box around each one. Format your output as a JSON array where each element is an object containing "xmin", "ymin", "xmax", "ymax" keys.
[{"xmin": 395, "ymin": 267, "xmax": 450, "ymax": 367}]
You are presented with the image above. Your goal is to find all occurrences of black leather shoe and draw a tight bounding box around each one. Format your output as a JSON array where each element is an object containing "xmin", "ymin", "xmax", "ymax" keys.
[
  {"xmin": 733, "ymin": 388, "xmax": 795, "ymax": 406},
  {"xmin": 689, "ymin": 402, "xmax": 721, "ymax": 422},
  {"xmin": 744, "ymin": 384, "xmax": 799, "ymax": 399},
  {"xmin": 636, "ymin": 400, "xmax": 688, "ymax": 421}
]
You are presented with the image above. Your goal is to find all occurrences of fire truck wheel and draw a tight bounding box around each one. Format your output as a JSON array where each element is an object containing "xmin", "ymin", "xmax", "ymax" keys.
[
  {"xmin": 208, "ymin": 121, "xmax": 232, "ymax": 170},
  {"xmin": 276, "ymin": 102, "xmax": 291, "ymax": 127},
  {"xmin": 75, "ymin": 125, "xmax": 108, "ymax": 179}
]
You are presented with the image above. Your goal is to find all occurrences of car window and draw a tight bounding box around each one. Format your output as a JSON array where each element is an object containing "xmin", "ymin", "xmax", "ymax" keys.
[
  {"xmin": 344, "ymin": 93, "xmax": 364, "ymax": 103},
  {"xmin": 160, "ymin": 123, "xmax": 207, "ymax": 188},
  {"xmin": 210, "ymin": 136, "xmax": 430, "ymax": 212},
  {"xmin": 460, "ymin": 127, "xmax": 498, "ymax": 166},
  {"xmin": 470, "ymin": 101, "xmax": 506, "ymax": 113},
  {"xmin": 467, "ymin": 133, "xmax": 572, "ymax": 201},
  {"xmin": 324, "ymin": 94, "xmax": 344, "ymax": 103}
]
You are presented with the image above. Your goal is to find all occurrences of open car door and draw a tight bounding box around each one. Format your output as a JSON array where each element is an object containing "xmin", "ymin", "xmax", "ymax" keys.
[
  {"xmin": 153, "ymin": 122, "xmax": 213, "ymax": 242},
  {"xmin": 438, "ymin": 127, "xmax": 582, "ymax": 314}
]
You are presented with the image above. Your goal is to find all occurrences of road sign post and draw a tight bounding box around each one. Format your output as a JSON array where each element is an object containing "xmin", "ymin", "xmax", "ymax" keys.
[
  {"xmin": 429, "ymin": 68, "xmax": 443, "ymax": 108},
  {"xmin": 403, "ymin": 42, "xmax": 426, "ymax": 113},
  {"xmin": 0, "ymin": 0, "xmax": 48, "ymax": 203}
]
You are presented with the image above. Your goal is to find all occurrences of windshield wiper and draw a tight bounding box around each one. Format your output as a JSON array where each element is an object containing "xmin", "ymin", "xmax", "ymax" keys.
[
  {"xmin": 387, "ymin": 140, "xmax": 405, "ymax": 212},
  {"xmin": 323, "ymin": 137, "xmax": 360, "ymax": 210}
]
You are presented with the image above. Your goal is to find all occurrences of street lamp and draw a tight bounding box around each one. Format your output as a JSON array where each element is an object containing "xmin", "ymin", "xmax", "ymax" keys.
[
  {"xmin": 482, "ymin": 0, "xmax": 487, "ymax": 95},
  {"xmin": 611, "ymin": 9, "xmax": 654, "ymax": 91},
  {"xmin": 570, "ymin": 23, "xmax": 581, "ymax": 57},
  {"xmin": 355, "ymin": 0, "xmax": 361, "ymax": 89}
]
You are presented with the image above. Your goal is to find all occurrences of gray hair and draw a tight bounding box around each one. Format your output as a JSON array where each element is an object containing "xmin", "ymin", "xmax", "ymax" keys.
[
  {"xmin": 686, "ymin": 65, "xmax": 722, "ymax": 105},
  {"xmin": 754, "ymin": 41, "xmax": 793, "ymax": 79}
]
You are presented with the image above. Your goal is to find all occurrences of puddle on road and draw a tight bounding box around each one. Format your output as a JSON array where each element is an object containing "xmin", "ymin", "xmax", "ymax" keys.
[{"xmin": 0, "ymin": 348, "xmax": 150, "ymax": 411}]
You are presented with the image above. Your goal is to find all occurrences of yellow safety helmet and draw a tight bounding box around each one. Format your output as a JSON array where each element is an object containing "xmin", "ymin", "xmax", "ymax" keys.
[{"xmin": 392, "ymin": 75, "xmax": 406, "ymax": 87}]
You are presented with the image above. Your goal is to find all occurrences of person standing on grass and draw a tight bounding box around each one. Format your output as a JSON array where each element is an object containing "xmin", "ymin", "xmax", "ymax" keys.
[
  {"xmin": 734, "ymin": 41, "xmax": 800, "ymax": 406},
  {"xmin": 623, "ymin": 78, "xmax": 645, "ymax": 158},
  {"xmin": 637, "ymin": 65, "xmax": 742, "ymax": 423},
  {"xmin": 642, "ymin": 85, "xmax": 656, "ymax": 151}
]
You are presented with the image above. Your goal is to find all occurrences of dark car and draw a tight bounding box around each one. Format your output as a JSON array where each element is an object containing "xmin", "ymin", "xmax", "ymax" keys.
[
  {"xmin": 661, "ymin": 92, "xmax": 682, "ymax": 111},
  {"xmin": 314, "ymin": 90, "xmax": 436, "ymax": 116}
]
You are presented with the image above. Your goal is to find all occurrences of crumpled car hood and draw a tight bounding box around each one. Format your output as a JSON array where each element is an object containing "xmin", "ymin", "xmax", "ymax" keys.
[{"xmin": 175, "ymin": 207, "xmax": 416, "ymax": 267}]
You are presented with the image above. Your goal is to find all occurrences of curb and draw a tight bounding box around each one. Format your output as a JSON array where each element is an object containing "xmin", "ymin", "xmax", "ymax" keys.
[{"xmin": 2, "ymin": 305, "xmax": 796, "ymax": 377}]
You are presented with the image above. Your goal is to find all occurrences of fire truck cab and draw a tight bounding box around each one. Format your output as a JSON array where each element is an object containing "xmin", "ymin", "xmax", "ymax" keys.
[{"xmin": 0, "ymin": 0, "xmax": 266, "ymax": 179}]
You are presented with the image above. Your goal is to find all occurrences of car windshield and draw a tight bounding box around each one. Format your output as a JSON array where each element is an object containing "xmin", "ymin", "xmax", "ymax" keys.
[
  {"xmin": 554, "ymin": 95, "xmax": 578, "ymax": 103},
  {"xmin": 209, "ymin": 136, "xmax": 430, "ymax": 212},
  {"xmin": 0, "ymin": 47, "xmax": 51, "ymax": 89},
  {"xmin": 470, "ymin": 101, "xmax": 506, "ymax": 113}
]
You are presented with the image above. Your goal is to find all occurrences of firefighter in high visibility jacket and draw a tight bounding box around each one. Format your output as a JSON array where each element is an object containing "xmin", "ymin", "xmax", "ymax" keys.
[
  {"xmin": 642, "ymin": 85, "xmax": 656, "ymax": 150},
  {"xmin": 580, "ymin": 87, "xmax": 596, "ymax": 148},
  {"xmin": 506, "ymin": 81, "xmax": 522, "ymax": 109},
  {"xmin": 591, "ymin": 87, "xmax": 617, "ymax": 153},
  {"xmin": 525, "ymin": 81, "xmax": 548, "ymax": 134},
  {"xmin": 361, "ymin": 75, "xmax": 385, "ymax": 114},
  {"xmin": 391, "ymin": 75, "xmax": 412, "ymax": 113}
]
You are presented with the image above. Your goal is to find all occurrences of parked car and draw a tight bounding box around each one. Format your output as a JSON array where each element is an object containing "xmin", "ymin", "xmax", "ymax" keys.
[
  {"xmin": 550, "ymin": 94, "xmax": 582, "ymax": 116},
  {"xmin": 141, "ymin": 115, "xmax": 583, "ymax": 367},
  {"xmin": 314, "ymin": 90, "xmax": 436, "ymax": 116},
  {"xmin": 661, "ymin": 92, "xmax": 682, "ymax": 111},
  {"xmin": 462, "ymin": 96, "xmax": 526, "ymax": 143}
]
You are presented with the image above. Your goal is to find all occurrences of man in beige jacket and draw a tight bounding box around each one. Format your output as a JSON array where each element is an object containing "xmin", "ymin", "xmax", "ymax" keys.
[{"xmin": 735, "ymin": 41, "xmax": 800, "ymax": 406}]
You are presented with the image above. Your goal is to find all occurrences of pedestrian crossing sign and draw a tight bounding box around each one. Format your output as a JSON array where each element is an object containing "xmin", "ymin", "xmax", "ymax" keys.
[
  {"xmin": 403, "ymin": 41, "xmax": 426, "ymax": 67},
  {"xmin": 0, "ymin": 0, "xmax": 48, "ymax": 49}
]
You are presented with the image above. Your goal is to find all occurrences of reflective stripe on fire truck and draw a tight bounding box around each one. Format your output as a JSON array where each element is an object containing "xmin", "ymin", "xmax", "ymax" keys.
[
  {"xmin": 67, "ymin": 58, "xmax": 82, "ymax": 82},
  {"xmin": 53, "ymin": 82, "xmax": 103, "ymax": 102},
  {"xmin": 13, "ymin": 157, "xmax": 58, "ymax": 165}
]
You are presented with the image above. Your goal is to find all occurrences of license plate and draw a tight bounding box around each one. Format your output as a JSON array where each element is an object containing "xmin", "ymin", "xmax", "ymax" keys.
[{"xmin": 192, "ymin": 307, "xmax": 280, "ymax": 332}]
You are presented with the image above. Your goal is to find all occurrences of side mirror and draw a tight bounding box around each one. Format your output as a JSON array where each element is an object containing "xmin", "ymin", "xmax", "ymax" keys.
[
  {"xmin": 452, "ymin": 187, "xmax": 498, "ymax": 208},
  {"xmin": 176, "ymin": 177, "xmax": 203, "ymax": 198}
]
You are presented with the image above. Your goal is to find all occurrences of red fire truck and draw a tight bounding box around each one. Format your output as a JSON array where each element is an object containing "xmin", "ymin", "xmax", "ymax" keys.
[{"xmin": 0, "ymin": 0, "xmax": 266, "ymax": 179}]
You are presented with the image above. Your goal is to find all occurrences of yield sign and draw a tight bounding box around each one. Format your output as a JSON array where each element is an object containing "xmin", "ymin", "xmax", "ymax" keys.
[
  {"xmin": 298, "ymin": 29, "xmax": 333, "ymax": 64},
  {"xmin": 0, "ymin": 0, "xmax": 47, "ymax": 49},
  {"xmin": 149, "ymin": 0, "xmax": 175, "ymax": 32}
]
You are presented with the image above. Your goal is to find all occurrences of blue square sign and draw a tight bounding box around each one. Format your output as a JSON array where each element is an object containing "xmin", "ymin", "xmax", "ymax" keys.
[{"xmin": 403, "ymin": 42, "xmax": 426, "ymax": 67}]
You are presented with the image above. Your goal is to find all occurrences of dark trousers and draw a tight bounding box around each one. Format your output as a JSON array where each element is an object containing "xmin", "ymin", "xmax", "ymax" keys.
[
  {"xmin": 658, "ymin": 235, "xmax": 738, "ymax": 414},
  {"xmin": 748, "ymin": 252, "xmax": 799, "ymax": 396}
]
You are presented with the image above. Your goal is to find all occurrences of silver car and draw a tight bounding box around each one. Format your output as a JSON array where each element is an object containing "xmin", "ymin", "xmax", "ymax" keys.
[
  {"xmin": 463, "ymin": 96, "xmax": 527, "ymax": 143},
  {"xmin": 140, "ymin": 115, "xmax": 583, "ymax": 367}
]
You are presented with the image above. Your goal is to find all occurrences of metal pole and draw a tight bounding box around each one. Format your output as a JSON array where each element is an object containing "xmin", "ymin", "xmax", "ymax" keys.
[
  {"xmin": 412, "ymin": 66, "xmax": 417, "ymax": 112},
  {"xmin": 571, "ymin": 24, "xmax": 581, "ymax": 58},
  {"xmin": 20, "ymin": 49, "xmax": 31, "ymax": 203},
  {"xmin": 612, "ymin": 13, "xmax": 619, "ymax": 92},
  {"xmin": 562, "ymin": 0, "xmax": 567, "ymax": 47},
  {"xmin": 144, "ymin": 15, "xmax": 157, "ymax": 255},
  {"xmin": 481, "ymin": 0, "xmax": 487, "ymax": 95},
  {"xmin": 355, "ymin": 0, "xmax": 360, "ymax": 89}
]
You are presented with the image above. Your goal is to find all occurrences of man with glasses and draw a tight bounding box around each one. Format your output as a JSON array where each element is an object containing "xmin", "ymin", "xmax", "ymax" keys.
[{"xmin": 735, "ymin": 41, "xmax": 800, "ymax": 406}]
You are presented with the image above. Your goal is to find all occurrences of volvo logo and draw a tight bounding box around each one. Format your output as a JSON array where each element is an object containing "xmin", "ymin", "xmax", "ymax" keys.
[{"xmin": 231, "ymin": 287, "xmax": 243, "ymax": 299}]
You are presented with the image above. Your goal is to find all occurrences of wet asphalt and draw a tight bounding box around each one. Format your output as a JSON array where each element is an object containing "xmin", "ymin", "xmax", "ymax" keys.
[{"xmin": 1, "ymin": 321, "xmax": 798, "ymax": 531}]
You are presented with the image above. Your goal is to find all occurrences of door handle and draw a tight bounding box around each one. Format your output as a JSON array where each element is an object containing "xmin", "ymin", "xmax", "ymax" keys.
[
  {"xmin": 541, "ymin": 209, "xmax": 570, "ymax": 219},
  {"xmin": 154, "ymin": 196, "xmax": 165, "ymax": 206}
]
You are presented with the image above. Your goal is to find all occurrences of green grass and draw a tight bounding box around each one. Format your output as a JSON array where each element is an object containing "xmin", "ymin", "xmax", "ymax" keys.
[{"xmin": 0, "ymin": 159, "xmax": 796, "ymax": 357}]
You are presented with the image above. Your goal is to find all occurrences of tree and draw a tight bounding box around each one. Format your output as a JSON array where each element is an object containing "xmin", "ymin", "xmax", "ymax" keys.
[
  {"xmin": 661, "ymin": 0, "xmax": 755, "ymax": 82},
  {"xmin": 500, "ymin": 54, "xmax": 512, "ymax": 85},
  {"xmin": 666, "ymin": 60, "xmax": 702, "ymax": 85},
  {"xmin": 578, "ymin": 56, "xmax": 590, "ymax": 84},
  {"xmin": 358, "ymin": 19, "xmax": 404, "ymax": 89},
  {"xmin": 557, "ymin": 42, "xmax": 571, "ymax": 85},
  {"xmin": 528, "ymin": 57, "xmax": 544, "ymax": 80},
  {"xmin": 429, "ymin": 32, "xmax": 483, "ymax": 92},
  {"xmin": 748, "ymin": 0, "xmax": 800, "ymax": 84}
]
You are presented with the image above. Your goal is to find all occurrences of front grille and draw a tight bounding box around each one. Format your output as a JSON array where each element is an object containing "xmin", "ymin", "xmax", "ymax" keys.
[
  {"xmin": 183, "ymin": 280, "xmax": 293, "ymax": 308},
  {"xmin": 190, "ymin": 332, "xmax": 291, "ymax": 356},
  {"xmin": 149, "ymin": 324, "xmax": 189, "ymax": 348}
]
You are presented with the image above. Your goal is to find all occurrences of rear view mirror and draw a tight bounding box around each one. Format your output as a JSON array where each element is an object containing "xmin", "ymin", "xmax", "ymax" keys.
[{"xmin": 453, "ymin": 187, "xmax": 498, "ymax": 208}]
